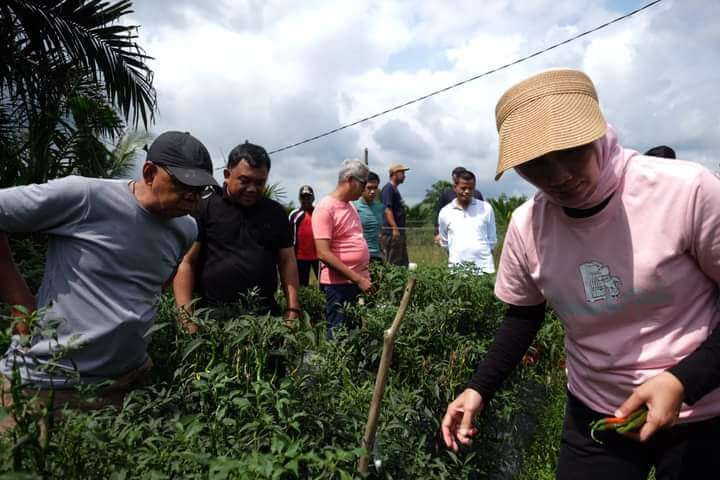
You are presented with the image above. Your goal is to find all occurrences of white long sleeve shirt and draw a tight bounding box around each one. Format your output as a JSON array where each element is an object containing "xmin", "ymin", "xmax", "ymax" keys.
[{"xmin": 438, "ymin": 198, "xmax": 496, "ymax": 273}]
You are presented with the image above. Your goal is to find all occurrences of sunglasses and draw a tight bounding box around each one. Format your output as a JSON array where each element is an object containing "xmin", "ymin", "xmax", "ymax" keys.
[
  {"xmin": 351, "ymin": 176, "xmax": 368, "ymax": 188},
  {"xmin": 160, "ymin": 166, "xmax": 214, "ymax": 200}
]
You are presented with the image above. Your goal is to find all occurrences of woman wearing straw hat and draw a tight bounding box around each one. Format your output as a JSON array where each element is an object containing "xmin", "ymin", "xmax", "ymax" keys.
[{"xmin": 441, "ymin": 69, "xmax": 720, "ymax": 478}]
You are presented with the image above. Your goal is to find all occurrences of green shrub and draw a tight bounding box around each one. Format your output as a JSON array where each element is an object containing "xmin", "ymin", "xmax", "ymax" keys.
[{"xmin": 1, "ymin": 258, "xmax": 565, "ymax": 478}]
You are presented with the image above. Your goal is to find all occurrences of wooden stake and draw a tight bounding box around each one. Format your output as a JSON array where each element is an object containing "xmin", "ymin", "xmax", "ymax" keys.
[{"xmin": 357, "ymin": 276, "xmax": 416, "ymax": 474}]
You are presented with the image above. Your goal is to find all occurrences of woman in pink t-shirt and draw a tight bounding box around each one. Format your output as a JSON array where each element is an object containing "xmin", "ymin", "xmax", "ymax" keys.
[{"xmin": 442, "ymin": 69, "xmax": 720, "ymax": 478}]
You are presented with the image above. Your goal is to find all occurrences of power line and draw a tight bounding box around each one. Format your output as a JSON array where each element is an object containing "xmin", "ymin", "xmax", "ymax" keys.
[{"xmin": 268, "ymin": 0, "xmax": 663, "ymax": 155}]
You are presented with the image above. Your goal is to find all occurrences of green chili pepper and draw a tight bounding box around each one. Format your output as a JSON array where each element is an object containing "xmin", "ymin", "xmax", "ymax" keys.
[{"xmin": 589, "ymin": 406, "xmax": 648, "ymax": 444}]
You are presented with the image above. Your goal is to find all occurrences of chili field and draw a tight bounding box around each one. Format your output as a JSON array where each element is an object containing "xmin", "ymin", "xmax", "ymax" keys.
[{"xmin": 1, "ymin": 243, "xmax": 568, "ymax": 478}]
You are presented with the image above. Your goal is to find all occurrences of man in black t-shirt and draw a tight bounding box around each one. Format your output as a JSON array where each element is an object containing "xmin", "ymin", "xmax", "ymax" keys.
[
  {"xmin": 173, "ymin": 142, "xmax": 301, "ymax": 331},
  {"xmin": 380, "ymin": 163, "xmax": 410, "ymax": 266}
]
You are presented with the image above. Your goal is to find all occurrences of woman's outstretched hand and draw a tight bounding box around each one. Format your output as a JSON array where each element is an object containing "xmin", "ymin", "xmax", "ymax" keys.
[{"xmin": 441, "ymin": 388, "xmax": 484, "ymax": 452}]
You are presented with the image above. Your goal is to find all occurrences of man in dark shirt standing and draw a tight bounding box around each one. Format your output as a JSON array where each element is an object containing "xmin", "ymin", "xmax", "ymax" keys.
[
  {"xmin": 380, "ymin": 163, "xmax": 410, "ymax": 266},
  {"xmin": 434, "ymin": 166, "xmax": 483, "ymax": 245},
  {"xmin": 173, "ymin": 142, "xmax": 301, "ymax": 331}
]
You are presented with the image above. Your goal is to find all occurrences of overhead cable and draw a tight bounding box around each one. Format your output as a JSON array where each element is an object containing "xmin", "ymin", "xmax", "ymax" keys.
[{"xmin": 268, "ymin": 0, "xmax": 663, "ymax": 155}]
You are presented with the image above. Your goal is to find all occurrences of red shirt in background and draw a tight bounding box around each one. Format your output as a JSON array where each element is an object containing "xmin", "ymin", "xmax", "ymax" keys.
[{"xmin": 296, "ymin": 212, "xmax": 317, "ymax": 260}]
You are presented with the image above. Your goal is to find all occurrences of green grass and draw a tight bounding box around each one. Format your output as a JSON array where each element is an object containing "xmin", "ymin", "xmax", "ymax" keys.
[{"xmin": 406, "ymin": 226, "xmax": 448, "ymax": 267}]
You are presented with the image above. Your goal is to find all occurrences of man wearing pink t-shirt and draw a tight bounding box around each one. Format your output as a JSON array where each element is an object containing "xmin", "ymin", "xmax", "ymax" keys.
[{"xmin": 312, "ymin": 159, "xmax": 371, "ymax": 338}]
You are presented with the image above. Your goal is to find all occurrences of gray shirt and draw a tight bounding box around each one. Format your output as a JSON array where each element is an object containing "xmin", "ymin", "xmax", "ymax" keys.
[{"xmin": 0, "ymin": 176, "xmax": 197, "ymax": 387}]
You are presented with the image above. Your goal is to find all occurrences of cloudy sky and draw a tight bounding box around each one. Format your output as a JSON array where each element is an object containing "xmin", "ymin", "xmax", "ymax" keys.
[{"xmin": 126, "ymin": 0, "xmax": 720, "ymax": 205}]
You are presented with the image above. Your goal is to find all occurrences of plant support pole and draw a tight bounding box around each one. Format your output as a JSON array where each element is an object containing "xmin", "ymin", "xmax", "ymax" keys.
[{"xmin": 358, "ymin": 275, "xmax": 416, "ymax": 474}]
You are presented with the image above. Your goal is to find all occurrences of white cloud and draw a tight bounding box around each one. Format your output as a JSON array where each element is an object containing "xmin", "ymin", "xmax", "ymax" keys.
[{"xmin": 128, "ymin": 0, "xmax": 720, "ymax": 205}]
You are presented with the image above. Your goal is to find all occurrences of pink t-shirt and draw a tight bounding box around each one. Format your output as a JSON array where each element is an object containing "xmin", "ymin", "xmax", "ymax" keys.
[
  {"xmin": 312, "ymin": 196, "xmax": 370, "ymax": 285},
  {"xmin": 496, "ymin": 156, "xmax": 720, "ymax": 422}
]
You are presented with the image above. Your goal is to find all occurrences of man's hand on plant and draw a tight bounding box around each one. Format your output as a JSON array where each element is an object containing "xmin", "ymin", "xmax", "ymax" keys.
[
  {"xmin": 284, "ymin": 308, "xmax": 301, "ymax": 327},
  {"xmin": 178, "ymin": 306, "xmax": 199, "ymax": 334},
  {"xmin": 441, "ymin": 388, "xmax": 484, "ymax": 452},
  {"xmin": 356, "ymin": 276, "xmax": 372, "ymax": 293},
  {"xmin": 10, "ymin": 296, "xmax": 36, "ymax": 335}
]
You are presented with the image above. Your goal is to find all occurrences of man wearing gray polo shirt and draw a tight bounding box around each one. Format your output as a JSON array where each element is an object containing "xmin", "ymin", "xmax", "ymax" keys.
[{"xmin": 0, "ymin": 131, "xmax": 218, "ymax": 426}]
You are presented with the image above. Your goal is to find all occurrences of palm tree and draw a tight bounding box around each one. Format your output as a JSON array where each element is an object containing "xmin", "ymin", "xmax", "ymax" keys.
[
  {"xmin": 1, "ymin": 0, "xmax": 155, "ymax": 126},
  {"xmin": 488, "ymin": 193, "xmax": 527, "ymax": 244},
  {"xmin": 108, "ymin": 129, "xmax": 152, "ymax": 178},
  {"xmin": 0, "ymin": 0, "xmax": 157, "ymax": 186}
]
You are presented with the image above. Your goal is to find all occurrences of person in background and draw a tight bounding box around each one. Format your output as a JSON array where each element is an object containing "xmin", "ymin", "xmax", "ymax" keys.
[
  {"xmin": 438, "ymin": 169, "xmax": 496, "ymax": 273},
  {"xmin": 173, "ymin": 141, "xmax": 301, "ymax": 331},
  {"xmin": 353, "ymin": 171, "xmax": 384, "ymax": 264},
  {"xmin": 380, "ymin": 164, "xmax": 410, "ymax": 266},
  {"xmin": 312, "ymin": 159, "xmax": 371, "ymax": 338},
  {"xmin": 1, "ymin": 131, "xmax": 218, "ymax": 428},
  {"xmin": 289, "ymin": 185, "xmax": 319, "ymax": 286},
  {"xmin": 441, "ymin": 68, "xmax": 720, "ymax": 479},
  {"xmin": 644, "ymin": 145, "xmax": 676, "ymax": 159},
  {"xmin": 434, "ymin": 166, "xmax": 484, "ymax": 245}
]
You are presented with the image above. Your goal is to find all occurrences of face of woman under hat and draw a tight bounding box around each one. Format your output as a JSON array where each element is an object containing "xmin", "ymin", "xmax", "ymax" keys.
[
  {"xmin": 494, "ymin": 69, "xmax": 607, "ymax": 205},
  {"xmin": 516, "ymin": 143, "xmax": 601, "ymax": 206}
]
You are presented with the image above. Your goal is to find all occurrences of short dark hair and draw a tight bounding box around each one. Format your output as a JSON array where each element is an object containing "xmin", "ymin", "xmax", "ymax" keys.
[
  {"xmin": 644, "ymin": 145, "xmax": 676, "ymax": 159},
  {"xmin": 228, "ymin": 141, "xmax": 272, "ymax": 170},
  {"xmin": 451, "ymin": 166, "xmax": 467, "ymax": 178},
  {"xmin": 367, "ymin": 171, "xmax": 380, "ymax": 184},
  {"xmin": 454, "ymin": 170, "xmax": 475, "ymax": 183}
]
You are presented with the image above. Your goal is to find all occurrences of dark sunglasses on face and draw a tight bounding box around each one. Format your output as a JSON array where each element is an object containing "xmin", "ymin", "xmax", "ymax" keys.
[
  {"xmin": 351, "ymin": 176, "xmax": 368, "ymax": 188},
  {"xmin": 160, "ymin": 165, "xmax": 214, "ymax": 199}
]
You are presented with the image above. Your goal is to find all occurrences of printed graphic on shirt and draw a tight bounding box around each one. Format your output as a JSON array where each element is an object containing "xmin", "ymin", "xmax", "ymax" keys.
[{"xmin": 580, "ymin": 261, "xmax": 621, "ymax": 302}]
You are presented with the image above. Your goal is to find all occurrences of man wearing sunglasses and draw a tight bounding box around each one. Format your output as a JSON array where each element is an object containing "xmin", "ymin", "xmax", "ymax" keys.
[
  {"xmin": 0, "ymin": 131, "xmax": 218, "ymax": 425},
  {"xmin": 312, "ymin": 159, "xmax": 371, "ymax": 339},
  {"xmin": 173, "ymin": 141, "xmax": 301, "ymax": 330}
]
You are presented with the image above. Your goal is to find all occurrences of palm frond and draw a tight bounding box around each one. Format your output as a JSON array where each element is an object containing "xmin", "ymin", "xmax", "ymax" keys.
[
  {"xmin": 108, "ymin": 129, "xmax": 152, "ymax": 178},
  {"xmin": 263, "ymin": 182, "xmax": 287, "ymax": 202},
  {"xmin": 3, "ymin": 0, "xmax": 156, "ymax": 127}
]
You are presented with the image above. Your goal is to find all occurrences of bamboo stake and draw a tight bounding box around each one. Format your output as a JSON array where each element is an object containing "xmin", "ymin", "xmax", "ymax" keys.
[{"xmin": 358, "ymin": 275, "xmax": 417, "ymax": 474}]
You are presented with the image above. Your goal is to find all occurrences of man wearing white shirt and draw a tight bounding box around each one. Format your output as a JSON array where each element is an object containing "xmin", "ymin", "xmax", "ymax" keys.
[{"xmin": 438, "ymin": 170, "xmax": 497, "ymax": 273}]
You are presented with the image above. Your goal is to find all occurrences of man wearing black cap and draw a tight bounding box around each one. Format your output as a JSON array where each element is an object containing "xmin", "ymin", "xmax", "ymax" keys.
[
  {"xmin": 288, "ymin": 185, "xmax": 319, "ymax": 286},
  {"xmin": 434, "ymin": 167, "xmax": 484, "ymax": 245},
  {"xmin": 173, "ymin": 141, "xmax": 301, "ymax": 328},
  {"xmin": 644, "ymin": 145, "xmax": 676, "ymax": 159},
  {"xmin": 0, "ymin": 131, "xmax": 217, "ymax": 421}
]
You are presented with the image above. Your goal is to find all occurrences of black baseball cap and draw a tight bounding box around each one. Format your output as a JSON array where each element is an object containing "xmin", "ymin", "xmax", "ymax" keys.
[
  {"xmin": 299, "ymin": 185, "xmax": 314, "ymax": 197},
  {"xmin": 147, "ymin": 131, "xmax": 219, "ymax": 188}
]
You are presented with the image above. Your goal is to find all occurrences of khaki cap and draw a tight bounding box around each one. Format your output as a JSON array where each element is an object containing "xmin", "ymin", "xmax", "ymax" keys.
[
  {"xmin": 388, "ymin": 163, "xmax": 410, "ymax": 175},
  {"xmin": 494, "ymin": 69, "xmax": 607, "ymax": 180}
]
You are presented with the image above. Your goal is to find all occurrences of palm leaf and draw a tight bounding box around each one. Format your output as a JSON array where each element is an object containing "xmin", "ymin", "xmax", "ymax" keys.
[
  {"xmin": 263, "ymin": 182, "xmax": 287, "ymax": 202},
  {"xmin": 108, "ymin": 128, "xmax": 152, "ymax": 178},
  {"xmin": 3, "ymin": 0, "xmax": 156, "ymax": 127}
]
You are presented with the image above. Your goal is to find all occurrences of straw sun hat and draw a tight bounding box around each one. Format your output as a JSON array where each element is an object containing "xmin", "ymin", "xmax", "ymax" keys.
[{"xmin": 494, "ymin": 68, "xmax": 607, "ymax": 180}]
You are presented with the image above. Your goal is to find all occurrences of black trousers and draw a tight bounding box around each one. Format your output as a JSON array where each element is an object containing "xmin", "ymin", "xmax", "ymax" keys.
[
  {"xmin": 557, "ymin": 391, "xmax": 720, "ymax": 480},
  {"xmin": 296, "ymin": 259, "xmax": 319, "ymax": 286},
  {"xmin": 380, "ymin": 231, "xmax": 408, "ymax": 267}
]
